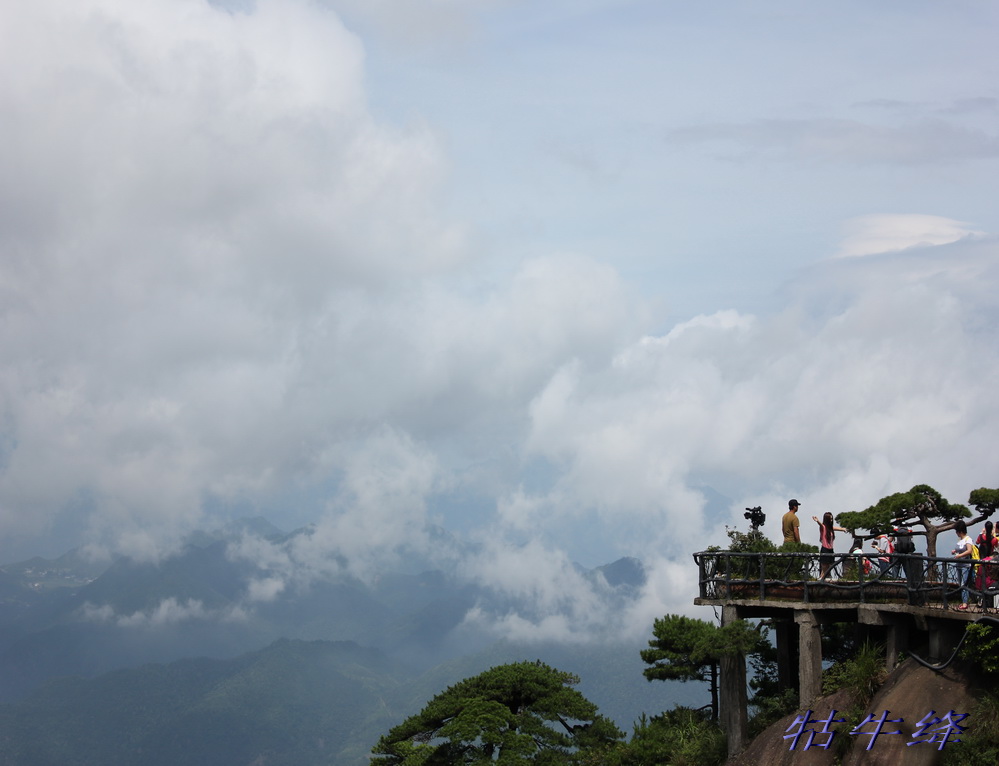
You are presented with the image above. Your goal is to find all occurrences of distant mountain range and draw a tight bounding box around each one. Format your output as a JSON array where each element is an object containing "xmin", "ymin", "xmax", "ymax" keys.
[
  {"xmin": 0, "ymin": 518, "xmax": 701, "ymax": 765},
  {"xmin": 0, "ymin": 639, "xmax": 394, "ymax": 766}
]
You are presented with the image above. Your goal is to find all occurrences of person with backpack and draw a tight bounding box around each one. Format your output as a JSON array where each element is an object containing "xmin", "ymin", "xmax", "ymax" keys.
[{"xmin": 893, "ymin": 525, "xmax": 923, "ymax": 605}]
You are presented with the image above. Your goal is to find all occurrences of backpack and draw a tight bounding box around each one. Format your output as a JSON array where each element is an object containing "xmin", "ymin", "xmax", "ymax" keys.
[{"xmin": 895, "ymin": 531, "xmax": 915, "ymax": 554}]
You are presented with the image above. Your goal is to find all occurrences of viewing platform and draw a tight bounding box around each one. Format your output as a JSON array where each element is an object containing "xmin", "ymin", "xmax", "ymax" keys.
[
  {"xmin": 693, "ymin": 548, "xmax": 997, "ymax": 611},
  {"xmin": 691, "ymin": 549, "xmax": 997, "ymax": 755}
]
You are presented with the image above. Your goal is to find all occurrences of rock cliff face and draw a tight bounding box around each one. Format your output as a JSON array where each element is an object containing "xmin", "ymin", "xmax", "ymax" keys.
[{"xmin": 729, "ymin": 659, "xmax": 977, "ymax": 766}]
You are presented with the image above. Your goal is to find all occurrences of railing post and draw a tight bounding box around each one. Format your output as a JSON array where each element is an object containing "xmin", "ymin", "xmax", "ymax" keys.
[
  {"xmin": 725, "ymin": 553, "xmax": 732, "ymax": 600},
  {"xmin": 759, "ymin": 554, "xmax": 765, "ymax": 601},
  {"xmin": 858, "ymin": 554, "xmax": 865, "ymax": 603},
  {"xmin": 803, "ymin": 555, "xmax": 809, "ymax": 603},
  {"xmin": 945, "ymin": 556, "xmax": 950, "ymax": 608}
]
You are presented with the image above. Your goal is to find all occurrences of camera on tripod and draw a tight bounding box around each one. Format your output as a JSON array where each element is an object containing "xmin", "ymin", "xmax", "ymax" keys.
[{"xmin": 744, "ymin": 506, "xmax": 766, "ymax": 531}]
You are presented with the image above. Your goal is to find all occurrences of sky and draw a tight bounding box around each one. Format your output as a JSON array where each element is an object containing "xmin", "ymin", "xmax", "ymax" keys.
[{"xmin": 1, "ymin": 0, "xmax": 998, "ymax": 638}]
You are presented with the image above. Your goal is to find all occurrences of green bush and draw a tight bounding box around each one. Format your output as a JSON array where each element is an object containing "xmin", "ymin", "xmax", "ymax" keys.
[
  {"xmin": 959, "ymin": 624, "xmax": 999, "ymax": 674},
  {"xmin": 726, "ymin": 528, "xmax": 777, "ymax": 553},
  {"xmin": 721, "ymin": 528, "xmax": 777, "ymax": 580},
  {"xmin": 821, "ymin": 641, "xmax": 886, "ymax": 707},
  {"xmin": 748, "ymin": 687, "xmax": 798, "ymax": 739},
  {"xmin": 948, "ymin": 624, "xmax": 999, "ymax": 762},
  {"xmin": 941, "ymin": 688, "xmax": 999, "ymax": 766},
  {"xmin": 596, "ymin": 708, "xmax": 726, "ymax": 766}
]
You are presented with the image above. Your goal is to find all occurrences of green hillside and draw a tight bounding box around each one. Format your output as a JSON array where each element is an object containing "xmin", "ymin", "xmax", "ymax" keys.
[
  {"xmin": 0, "ymin": 639, "xmax": 405, "ymax": 766},
  {"xmin": 0, "ymin": 529, "xmax": 701, "ymax": 764},
  {"xmin": 0, "ymin": 636, "xmax": 703, "ymax": 766}
]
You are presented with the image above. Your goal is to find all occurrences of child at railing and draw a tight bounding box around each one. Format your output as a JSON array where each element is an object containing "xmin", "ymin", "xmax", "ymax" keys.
[{"xmin": 850, "ymin": 538, "xmax": 872, "ymax": 577}]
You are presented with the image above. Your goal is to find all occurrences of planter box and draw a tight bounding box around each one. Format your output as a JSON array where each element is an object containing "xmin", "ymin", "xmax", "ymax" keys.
[{"xmin": 717, "ymin": 580, "xmax": 911, "ymax": 602}]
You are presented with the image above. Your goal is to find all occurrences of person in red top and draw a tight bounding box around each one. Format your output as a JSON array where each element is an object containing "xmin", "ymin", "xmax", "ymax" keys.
[
  {"xmin": 812, "ymin": 512, "xmax": 848, "ymax": 580},
  {"xmin": 976, "ymin": 520, "xmax": 999, "ymax": 605},
  {"xmin": 977, "ymin": 520, "xmax": 999, "ymax": 558}
]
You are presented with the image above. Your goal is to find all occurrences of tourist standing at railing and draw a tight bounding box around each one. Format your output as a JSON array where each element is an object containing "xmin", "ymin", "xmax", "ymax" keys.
[
  {"xmin": 975, "ymin": 521, "xmax": 998, "ymax": 604},
  {"xmin": 871, "ymin": 532, "xmax": 894, "ymax": 575},
  {"xmin": 894, "ymin": 526, "xmax": 923, "ymax": 605},
  {"xmin": 951, "ymin": 521, "xmax": 975, "ymax": 611},
  {"xmin": 976, "ymin": 521, "xmax": 998, "ymax": 559},
  {"xmin": 812, "ymin": 513, "xmax": 847, "ymax": 580},
  {"xmin": 782, "ymin": 499, "xmax": 801, "ymax": 544}
]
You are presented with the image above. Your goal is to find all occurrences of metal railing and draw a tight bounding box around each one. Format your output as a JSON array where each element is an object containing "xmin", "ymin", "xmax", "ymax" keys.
[{"xmin": 692, "ymin": 550, "xmax": 999, "ymax": 610}]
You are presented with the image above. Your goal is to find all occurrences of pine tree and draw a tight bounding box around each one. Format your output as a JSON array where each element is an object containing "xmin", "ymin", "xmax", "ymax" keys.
[
  {"xmin": 371, "ymin": 660, "xmax": 624, "ymax": 765},
  {"xmin": 837, "ymin": 484, "xmax": 999, "ymax": 558},
  {"xmin": 640, "ymin": 614, "xmax": 764, "ymax": 721}
]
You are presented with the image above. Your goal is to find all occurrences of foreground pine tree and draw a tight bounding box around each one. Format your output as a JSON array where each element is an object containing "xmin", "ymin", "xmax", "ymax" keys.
[{"xmin": 371, "ymin": 660, "xmax": 624, "ymax": 765}]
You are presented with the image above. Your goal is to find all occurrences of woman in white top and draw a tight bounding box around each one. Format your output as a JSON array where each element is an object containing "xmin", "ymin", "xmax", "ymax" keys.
[{"xmin": 951, "ymin": 520, "xmax": 976, "ymax": 610}]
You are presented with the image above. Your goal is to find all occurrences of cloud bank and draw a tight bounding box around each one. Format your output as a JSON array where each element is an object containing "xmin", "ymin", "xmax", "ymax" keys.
[
  {"xmin": 834, "ymin": 214, "xmax": 984, "ymax": 258},
  {"xmin": 2, "ymin": 1, "xmax": 999, "ymax": 643}
]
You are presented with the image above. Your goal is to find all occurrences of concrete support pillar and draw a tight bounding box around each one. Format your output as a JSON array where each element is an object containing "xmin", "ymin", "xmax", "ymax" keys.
[
  {"xmin": 928, "ymin": 620, "xmax": 964, "ymax": 663},
  {"xmin": 720, "ymin": 605, "xmax": 748, "ymax": 757},
  {"xmin": 929, "ymin": 631, "xmax": 945, "ymax": 663},
  {"xmin": 775, "ymin": 618, "xmax": 798, "ymax": 693},
  {"xmin": 795, "ymin": 611, "xmax": 823, "ymax": 706},
  {"xmin": 885, "ymin": 623, "xmax": 906, "ymax": 670}
]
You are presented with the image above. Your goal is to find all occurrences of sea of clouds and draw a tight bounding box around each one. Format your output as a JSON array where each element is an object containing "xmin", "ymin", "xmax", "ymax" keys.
[{"xmin": 2, "ymin": 0, "xmax": 998, "ymax": 642}]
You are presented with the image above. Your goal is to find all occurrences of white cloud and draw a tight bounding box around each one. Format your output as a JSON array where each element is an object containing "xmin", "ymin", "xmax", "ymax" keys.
[
  {"xmin": 462, "ymin": 608, "xmax": 582, "ymax": 645},
  {"xmin": 0, "ymin": 0, "xmax": 640, "ymax": 559},
  {"xmin": 452, "ymin": 536, "xmax": 701, "ymax": 643},
  {"xmin": 0, "ymin": 0, "xmax": 468, "ymax": 557},
  {"xmin": 622, "ymin": 557, "xmax": 704, "ymax": 627},
  {"xmin": 834, "ymin": 214, "xmax": 984, "ymax": 258},
  {"xmin": 81, "ymin": 597, "xmax": 249, "ymax": 627},
  {"xmin": 310, "ymin": 427, "xmax": 444, "ymax": 581},
  {"xmin": 246, "ymin": 576, "xmax": 286, "ymax": 603},
  {"xmin": 2, "ymin": 0, "xmax": 999, "ymax": 659},
  {"xmin": 456, "ymin": 536, "xmax": 631, "ymax": 643},
  {"xmin": 498, "ymin": 235, "xmax": 999, "ymax": 558},
  {"xmin": 222, "ymin": 427, "xmax": 456, "ymax": 586}
]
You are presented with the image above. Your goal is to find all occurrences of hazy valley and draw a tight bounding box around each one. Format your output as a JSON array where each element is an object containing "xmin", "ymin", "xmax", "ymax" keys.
[{"xmin": 0, "ymin": 519, "xmax": 697, "ymax": 765}]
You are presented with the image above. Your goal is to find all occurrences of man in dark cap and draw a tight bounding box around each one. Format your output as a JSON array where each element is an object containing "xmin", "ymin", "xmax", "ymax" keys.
[{"xmin": 782, "ymin": 499, "xmax": 801, "ymax": 544}]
